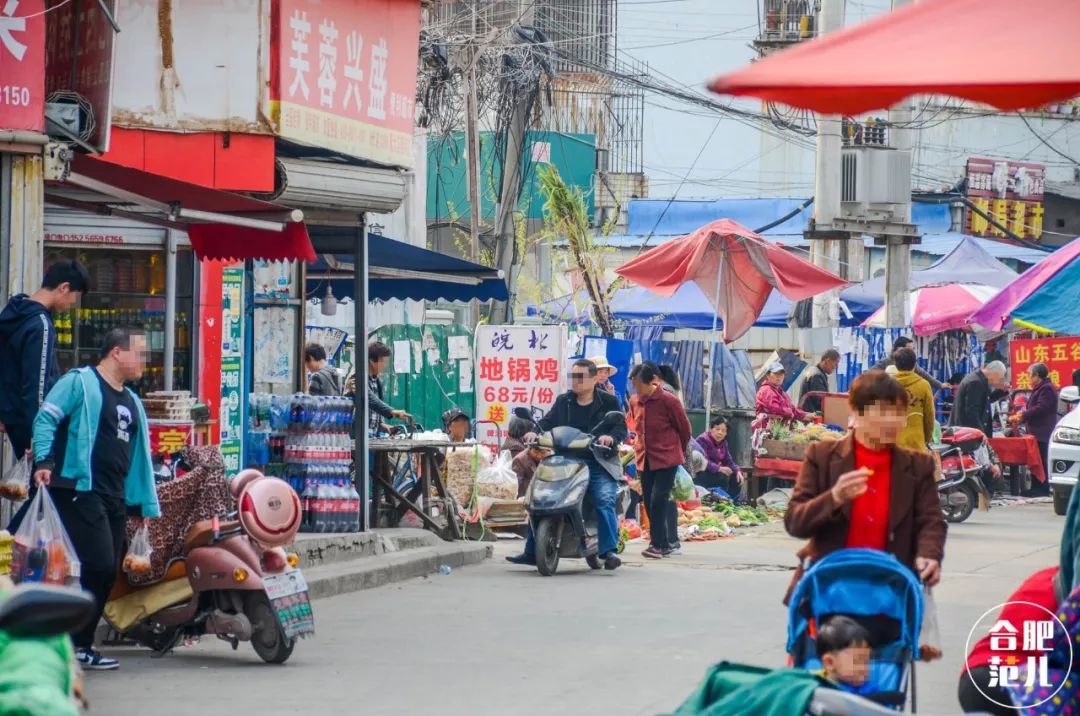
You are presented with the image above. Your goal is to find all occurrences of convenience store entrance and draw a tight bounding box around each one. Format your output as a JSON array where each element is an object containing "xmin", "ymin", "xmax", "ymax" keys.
[{"xmin": 43, "ymin": 208, "xmax": 196, "ymax": 394}]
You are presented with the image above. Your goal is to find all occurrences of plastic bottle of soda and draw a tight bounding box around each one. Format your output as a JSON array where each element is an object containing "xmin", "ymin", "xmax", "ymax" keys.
[
  {"xmin": 45, "ymin": 541, "xmax": 68, "ymax": 585},
  {"xmin": 24, "ymin": 540, "xmax": 47, "ymax": 583},
  {"xmin": 346, "ymin": 480, "xmax": 361, "ymax": 532}
]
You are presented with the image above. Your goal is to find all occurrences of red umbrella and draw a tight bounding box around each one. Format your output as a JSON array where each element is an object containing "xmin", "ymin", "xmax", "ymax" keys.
[
  {"xmin": 614, "ymin": 219, "xmax": 849, "ymax": 342},
  {"xmin": 708, "ymin": 0, "xmax": 1080, "ymax": 114}
]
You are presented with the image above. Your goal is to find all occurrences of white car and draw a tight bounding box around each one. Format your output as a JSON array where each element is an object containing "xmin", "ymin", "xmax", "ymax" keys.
[{"xmin": 1050, "ymin": 386, "xmax": 1080, "ymax": 515}]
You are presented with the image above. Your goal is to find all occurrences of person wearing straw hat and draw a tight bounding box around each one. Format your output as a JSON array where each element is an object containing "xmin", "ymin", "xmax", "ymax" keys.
[{"xmin": 588, "ymin": 355, "xmax": 618, "ymax": 396}]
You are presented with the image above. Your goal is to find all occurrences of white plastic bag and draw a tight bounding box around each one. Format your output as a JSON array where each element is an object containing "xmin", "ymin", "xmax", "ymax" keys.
[
  {"xmin": 475, "ymin": 450, "xmax": 518, "ymax": 501},
  {"xmin": 123, "ymin": 524, "xmax": 153, "ymax": 575},
  {"xmin": 919, "ymin": 585, "xmax": 943, "ymax": 661},
  {"xmin": 0, "ymin": 456, "xmax": 30, "ymax": 501},
  {"xmin": 11, "ymin": 487, "xmax": 81, "ymax": 585}
]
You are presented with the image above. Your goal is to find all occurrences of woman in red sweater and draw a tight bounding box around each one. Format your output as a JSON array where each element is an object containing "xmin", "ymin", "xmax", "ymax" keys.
[{"xmin": 628, "ymin": 362, "xmax": 692, "ymax": 560}]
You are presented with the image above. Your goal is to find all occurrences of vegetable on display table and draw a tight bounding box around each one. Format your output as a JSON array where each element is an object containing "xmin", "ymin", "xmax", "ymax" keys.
[{"xmin": 751, "ymin": 420, "xmax": 845, "ymax": 499}]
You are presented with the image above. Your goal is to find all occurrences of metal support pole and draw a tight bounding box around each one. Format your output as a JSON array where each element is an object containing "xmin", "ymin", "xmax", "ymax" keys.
[
  {"xmin": 464, "ymin": 7, "xmax": 482, "ymax": 328},
  {"xmin": 353, "ymin": 216, "xmax": 370, "ymax": 531},
  {"xmin": 705, "ymin": 255, "xmax": 723, "ymax": 427},
  {"xmin": 885, "ymin": 0, "xmax": 914, "ymax": 327},
  {"xmin": 164, "ymin": 229, "xmax": 178, "ymax": 391},
  {"xmin": 810, "ymin": 0, "xmax": 844, "ymax": 328}
]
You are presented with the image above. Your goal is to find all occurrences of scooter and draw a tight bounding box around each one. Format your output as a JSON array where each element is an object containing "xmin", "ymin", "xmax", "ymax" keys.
[
  {"xmin": 513, "ymin": 407, "xmax": 629, "ymax": 576},
  {"xmin": 105, "ymin": 468, "xmax": 311, "ymax": 664},
  {"xmin": 933, "ymin": 426, "xmax": 994, "ymax": 523}
]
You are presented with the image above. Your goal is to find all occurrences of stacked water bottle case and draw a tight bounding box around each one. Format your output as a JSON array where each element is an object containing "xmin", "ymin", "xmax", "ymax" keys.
[{"xmin": 248, "ymin": 393, "xmax": 359, "ymax": 532}]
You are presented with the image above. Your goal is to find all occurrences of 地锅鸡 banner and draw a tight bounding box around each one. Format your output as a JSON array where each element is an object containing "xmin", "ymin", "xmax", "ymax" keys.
[
  {"xmin": 474, "ymin": 326, "xmax": 569, "ymax": 448},
  {"xmin": 1010, "ymin": 337, "xmax": 1080, "ymax": 389},
  {"xmin": 268, "ymin": 0, "xmax": 420, "ymax": 168}
]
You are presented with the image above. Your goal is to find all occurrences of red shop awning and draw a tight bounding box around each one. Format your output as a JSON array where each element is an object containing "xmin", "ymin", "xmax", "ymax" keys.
[
  {"xmin": 708, "ymin": 0, "xmax": 1080, "ymax": 115},
  {"xmin": 48, "ymin": 155, "xmax": 315, "ymax": 263}
]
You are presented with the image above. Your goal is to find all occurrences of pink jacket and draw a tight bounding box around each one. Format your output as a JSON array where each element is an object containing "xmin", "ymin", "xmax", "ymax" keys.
[{"xmin": 756, "ymin": 383, "xmax": 807, "ymax": 421}]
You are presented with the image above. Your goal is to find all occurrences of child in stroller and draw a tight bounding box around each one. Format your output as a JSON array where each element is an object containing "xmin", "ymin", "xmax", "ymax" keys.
[
  {"xmin": 817, "ymin": 616, "xmax": 873, "ymax": 691},
  {"xmin": 788, "ymin": 549, "xmax": 924, "ymax": 711}
]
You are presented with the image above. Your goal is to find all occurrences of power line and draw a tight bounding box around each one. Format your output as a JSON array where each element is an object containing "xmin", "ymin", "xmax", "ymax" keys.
[{"xmin": 1017, "ymin": 112, "xmax": 1080, "ymax": 167}]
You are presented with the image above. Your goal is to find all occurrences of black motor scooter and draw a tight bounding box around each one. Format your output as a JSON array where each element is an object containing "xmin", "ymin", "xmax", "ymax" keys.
[{"xmin": 513, "ymin": 407, "xmax": 629, "ymax": 576}]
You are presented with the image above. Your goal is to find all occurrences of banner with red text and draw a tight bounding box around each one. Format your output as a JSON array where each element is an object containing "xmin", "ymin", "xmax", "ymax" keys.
[
  {"xmin": 269, "ymin": 0, "xmax": 420, "ymax": 167},
  {"xmin": 1010, "ymin": 337, "xmax": 1080, "ymax": 389},
  {"xmin": 474, "ymin": 325, "xmax": 568, "ymax": 447}
]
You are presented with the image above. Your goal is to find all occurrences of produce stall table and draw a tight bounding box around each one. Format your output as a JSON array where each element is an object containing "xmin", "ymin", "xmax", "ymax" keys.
[
  {"xmin": 369, "ymin": 438, "xmax": 464, "ymax": 541},
  {"xmin": 748, "ymin": 457, "xmax": 801, "ymax": 503},
  {"xmin": 988, "ymin": 435, "xmax": 1046, "ymax": 495}
]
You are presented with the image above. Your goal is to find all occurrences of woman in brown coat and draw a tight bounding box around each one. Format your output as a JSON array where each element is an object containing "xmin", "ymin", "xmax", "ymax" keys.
[{"xmin": 784, "ymin": 370, "xmax": 947, "ymax": 600}]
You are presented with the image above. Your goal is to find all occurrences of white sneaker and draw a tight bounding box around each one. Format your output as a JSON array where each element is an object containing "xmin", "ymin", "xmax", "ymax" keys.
[{"xmin": 76, "ymin": 648, "xmax": 119, "ymax": 671}]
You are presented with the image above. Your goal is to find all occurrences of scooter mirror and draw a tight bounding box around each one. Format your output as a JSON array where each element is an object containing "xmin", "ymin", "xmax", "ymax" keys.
[
  {"xmin": 0, "ymin": 584, "xmax": 95, "ymax": 639},
  {"xmin": 512, "ymin": 407, "xmax": 533, "ymax": 421}
]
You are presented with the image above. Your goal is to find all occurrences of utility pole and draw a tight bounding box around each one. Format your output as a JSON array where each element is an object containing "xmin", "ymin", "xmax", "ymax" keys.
[
  {"xmin": 885, "ymin": 0, "xmax": 914, "ymax": 328},
  {"xmin": 464, "ymin": 4, "xmax": 483, "ymax": 326},
  {"xmin": 489, "ymin": 5, "xmax": 538, "ymax": 325},
  {"xmin": 810, "ymin": 0, "xmax": 845, "ymax": 328}
]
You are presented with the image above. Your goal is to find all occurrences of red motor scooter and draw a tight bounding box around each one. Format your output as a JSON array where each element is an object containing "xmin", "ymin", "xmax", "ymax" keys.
[{"xmin": 106, "ymin": 469, "xmax": 311, "ymax": 664}]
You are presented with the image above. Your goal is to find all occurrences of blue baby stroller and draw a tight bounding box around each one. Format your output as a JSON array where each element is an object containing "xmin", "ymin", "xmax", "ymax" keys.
[{"xmin": 787, "ymin": 549, "xmax": 924, "ymax": 712}]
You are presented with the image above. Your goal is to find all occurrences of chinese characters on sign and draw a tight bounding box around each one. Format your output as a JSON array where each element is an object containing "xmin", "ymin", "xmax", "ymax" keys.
[
  {"xmin": 966, "ymin": 601, "xmax": 1071, "ymax": 710},
  {"xmin": 220, "ymin": 268, "xmax": 244, "ymax": 473},
  {"xmin": 148, "ymin": 422, "xmax": 194, "ymax": 457},
  {"xmin": 474, "ymin": 325, "xmax": 568, "ymax": 446},
  {"xmin": 271, "ymin": 0, "xmax": 420, "ymax": 167},
  {"xmin": 1010, "ymin": 338, "xmax": 1080, "ymax": 390},
  {"xmin": 0, "ymin": 0, "xmax": 45, "ymax": 132},
  {"xmin": 965, "ymin": 157, "xmax": 1046, "ymax": 241},
  {"xmin": 43, "ymin": 0, "xmax": 116, "ymax": 150}
]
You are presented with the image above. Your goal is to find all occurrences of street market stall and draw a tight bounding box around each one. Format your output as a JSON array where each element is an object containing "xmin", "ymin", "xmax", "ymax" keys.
[{"xmin": 752, "ymin": 420, "xmax": 846, "ymax": 501}]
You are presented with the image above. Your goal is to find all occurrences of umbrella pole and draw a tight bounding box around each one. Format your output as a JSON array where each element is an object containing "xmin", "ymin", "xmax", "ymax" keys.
[{"xmin": 705, "ymin": 257, "xmax": 723, "ymax": 426}]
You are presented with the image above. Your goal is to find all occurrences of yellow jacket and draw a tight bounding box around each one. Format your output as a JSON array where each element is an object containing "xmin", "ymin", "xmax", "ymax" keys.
[{"xmin": 894, "ymin": 370, "xmax": 935, "ymax": 452}]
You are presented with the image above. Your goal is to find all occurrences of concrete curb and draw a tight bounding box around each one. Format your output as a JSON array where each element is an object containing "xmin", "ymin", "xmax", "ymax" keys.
[{"xmin": 304, "ymin": 541, "xmax": 493, "ymax": 600}]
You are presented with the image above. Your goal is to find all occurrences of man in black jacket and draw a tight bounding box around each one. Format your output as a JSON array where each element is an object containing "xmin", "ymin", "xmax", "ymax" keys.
[
  {"xmin": 507, "ymin": 358, "xmax": 627, "ymax": 570},
  {"xmin": 0, "ymin": 260, "xmax": 88, "ymax": 456},
  {"xmin": 799, "ymin": 348, "xmax": 840, "ymax": 413},
  {"xmin": 950, "ymin": 360, "xmax": 1008, "ymax": 435},
  {"xmin": 871, "ymin": 336, "xmax": 944, "ymax": 391}
]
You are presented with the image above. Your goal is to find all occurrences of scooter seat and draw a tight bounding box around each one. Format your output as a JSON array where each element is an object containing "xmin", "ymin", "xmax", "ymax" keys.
[{"xmin": 184, "ymin": 519, "xmax": 241, "ymax": 553}]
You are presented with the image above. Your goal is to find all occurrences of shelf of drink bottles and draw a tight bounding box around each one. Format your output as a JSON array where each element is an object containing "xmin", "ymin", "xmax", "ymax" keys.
[{"xmin": 285, "ymin": 395, "xmax": 360, "ymax": 533}]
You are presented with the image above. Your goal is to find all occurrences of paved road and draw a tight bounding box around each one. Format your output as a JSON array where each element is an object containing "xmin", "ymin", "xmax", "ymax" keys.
[{"xmin": 87, "ymin": 500, "xmax": 1060, "ymax": 716}]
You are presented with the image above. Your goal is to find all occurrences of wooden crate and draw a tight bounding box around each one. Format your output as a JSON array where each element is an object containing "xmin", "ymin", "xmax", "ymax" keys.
[{"xmin": 761, "ymin": 439, "xmax": 809, "ymax": 462}]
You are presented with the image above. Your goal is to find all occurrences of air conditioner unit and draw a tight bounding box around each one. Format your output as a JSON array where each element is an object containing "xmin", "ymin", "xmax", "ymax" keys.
[{"xmin": 840, "ymin": 146, "xmax": 910, "ymax": 221}]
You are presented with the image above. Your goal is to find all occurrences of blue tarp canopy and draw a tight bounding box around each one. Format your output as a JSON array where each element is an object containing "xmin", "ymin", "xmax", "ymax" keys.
[
  {"xmin": 305, "ymin": 232, "xmax": 507, "ymax": 303},
  {"xmin": 841, "ymin": 235, "xmax": 1019, "ymax": 310}
]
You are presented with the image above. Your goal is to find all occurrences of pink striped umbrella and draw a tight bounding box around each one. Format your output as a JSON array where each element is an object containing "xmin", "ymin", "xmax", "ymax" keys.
[{"xmin": 861, "ymin": 283, "xmax": 1000, "ymax": 336}]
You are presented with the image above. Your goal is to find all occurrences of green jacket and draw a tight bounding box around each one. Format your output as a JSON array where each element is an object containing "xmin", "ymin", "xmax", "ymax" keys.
[
  {"xmin": 0, "ymin": 630, "xmax": 78, "ymax": 716},
  {"xmin": 32, "ymin": 367, "xmax": 159, "ymax": 517},
  {"xmin": 668, "ymin": 662, "xmax": 827, "ymax": 716}
]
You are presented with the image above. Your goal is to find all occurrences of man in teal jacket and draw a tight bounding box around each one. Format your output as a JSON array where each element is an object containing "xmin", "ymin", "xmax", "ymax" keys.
[{"xmin": 29, "ymin": 326, "xmax": 159, "ymax": 671}]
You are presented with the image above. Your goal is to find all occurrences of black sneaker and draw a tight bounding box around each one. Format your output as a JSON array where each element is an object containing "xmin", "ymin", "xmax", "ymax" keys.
[
  {"xmin": 602, "ymin": 552, "xmax": 622, "ymax": 571},
  {"xmin": 76, "ymin": 648, "xmax": 119, "ymax": 671},
  {"xmin": 505, "ymin": 553, "xmax": 536, "ymax": 566}
]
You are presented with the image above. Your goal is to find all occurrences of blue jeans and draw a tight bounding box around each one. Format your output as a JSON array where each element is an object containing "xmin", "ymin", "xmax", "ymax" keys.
[{"xmin": 523, "ymin": 461, "xmax": 620, "ymax": 558}]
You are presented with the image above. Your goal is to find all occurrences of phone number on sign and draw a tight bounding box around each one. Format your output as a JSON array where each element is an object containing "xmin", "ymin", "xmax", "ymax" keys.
[{"xmin": 0, "ymin": 86, "xmax": 33, "ymax": 107}]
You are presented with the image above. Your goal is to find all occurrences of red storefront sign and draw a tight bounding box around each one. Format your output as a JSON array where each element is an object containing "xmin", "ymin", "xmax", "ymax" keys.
[
  {"xmin": 148, "ymin": 421, "xmax": 194, "ymax": 456},
  {"xmin": 268, "ymin": 0, "xmax": 420, "ymax": 167},
  {"xmin": 44, "ymin": 0, "xmax": 117, "ymax": 151},
  {"xmin": 1010, "ymin": 338, "xmax": 1080, "ymax": 389},
  {"xmin": 0, "ymin": 0, "xmax": 46, "ymax": 132}
]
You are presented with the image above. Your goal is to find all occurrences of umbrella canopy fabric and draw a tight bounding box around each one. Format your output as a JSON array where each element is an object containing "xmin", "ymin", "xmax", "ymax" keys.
[
  {"xmin": 708, "ymin": 0, "xmax": 1080, "ymax": 115},
  {"xmin": 614, "ymin": 219, "xmax": 849, "ymax": 342},
  {"xmin": 970, "ymin": 239, "xmax": 1080, "ymax": 332},
  {"xmin": 842, "ymin": 235, "xmax": 1017, "ymax": 315},
  {"xmin": 861, "ymin": 283, "xmax": 1000, "ymax": 336},
  {"xmin": 1010, "ymin": 261, "xmax": 1080, "ymax": 335}
]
